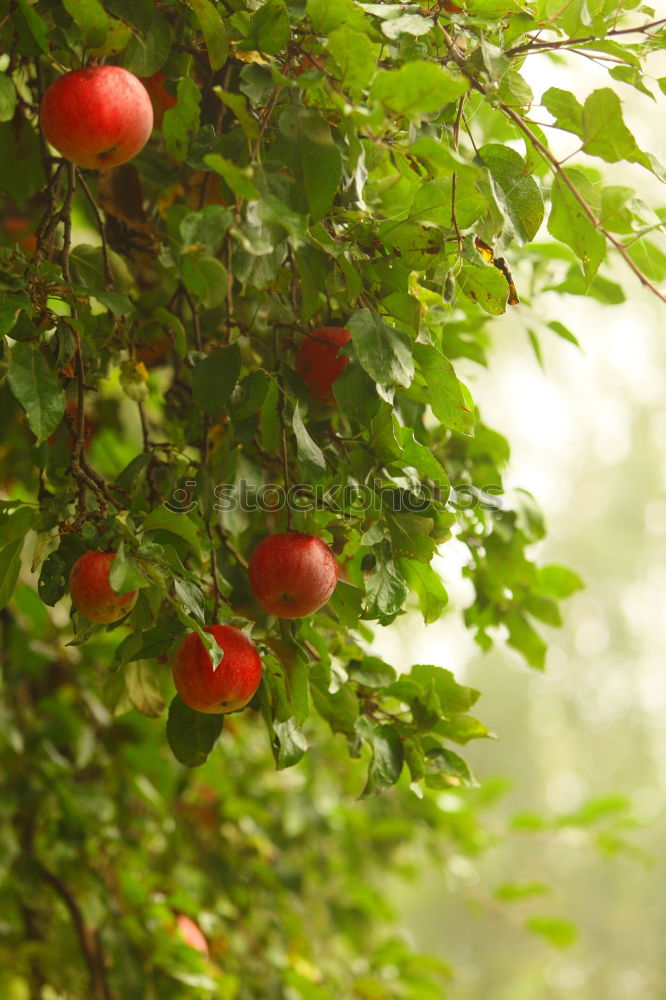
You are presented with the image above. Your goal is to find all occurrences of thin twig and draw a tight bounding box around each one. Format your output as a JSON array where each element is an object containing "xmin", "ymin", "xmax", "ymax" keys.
[
  {"xmin": 181, "ymin": 284, "xmax": 203, "ymax": 350},
  {"xmin": 450, "ymin": 95, "xmax": 466, "ymax": 253},
  {"xmin": 36, "ymin": 863, "xmax": 112, "ymax": 1000},
  {"xmin": 76, "ymin": 172, "xmax": 113, "ymax": 286},
  {"xmin": 506, "ymin": 17, "xmax": 666, "ymax": 56}
]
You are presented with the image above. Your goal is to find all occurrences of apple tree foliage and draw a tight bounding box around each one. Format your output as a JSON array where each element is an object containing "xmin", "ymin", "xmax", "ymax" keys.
[{"xmin": 0, "ymin": 0, "xmax": 664, "ymax": 997}]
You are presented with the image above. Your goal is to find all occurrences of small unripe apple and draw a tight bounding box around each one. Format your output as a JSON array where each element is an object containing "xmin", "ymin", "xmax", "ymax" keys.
[
  {"xmin": 248, "ymin": 532, "xmax": 338, "ymax": 618},
  {"xmin": 39, "ymin": 66, "xmax": 153, "ymax": 170},
  {"xmin": 68, "ymin": 550, "xmax": 138, "ymax": 624},
  {"xmin": 295, "ymin": 327, "xmax": 351, "ymax": 404},
  {"xmin": 172, "ymin": 625, "xmax": 262, "ymax": 714}
]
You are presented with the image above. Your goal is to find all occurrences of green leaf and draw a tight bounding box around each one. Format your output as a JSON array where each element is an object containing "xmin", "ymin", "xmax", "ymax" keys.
[
  {"xmin": 263, "ymin": 637, "xmax": 310, "ymax": 726},
  {"xmin": 174, "ymin": 578, "xmax": 206, "ymax": 625},
  {"xmin": 0, "ymin": 74, "xmax": 17, "ymax": 123},
  {"xmin": 293, "ymin": 403, "xmax": 326, "ymax": 481},
  {"xmin": 547, "ymin": 170, "xmax": 605, "ymax": 286},
  {"xmin": 364, "ymin": 559, "xmax": 408, "ymax": 625},
  {"xmin": 526, "ymin": 916, "xmax": 578, "ymax": 949},
  {"xmin": 230, "ymin": 370, "xmax": 269, "ymax": 419},
  {"xmin": 410, "ymin": 175, "xmax": 486, "ymax": 231},
  {"xmin": 506, "ymin": 610, "xmax": 547, "ymax": 670},
  {"xmin": 62, "ymin": 0, "xmax": 112, "ymax": 48},
  {"xmin": 272, "ymin": 719, "xmax": 308, "ymax": 769},
  {"xmin": 347, "ymin": 656, "xmax": 396, "ymax": 688},
  {"xmin": 537, "ymin": 564, "xmax": 584, "ymax": 598},
  {"xmin": 457, "ymin": 260, "xmax": 509, "ymax": 316},
  {"xmin": 326, "ymin": 26, "xmax": 377, "ymax": 92},
  {"xmin": 412, "ymin": 343, "xmax": 474, "ymax": 436},
  {"xmin": 582, "ymin": 88, "xmax": 661, "ymax": 177},
  {"xmin": 381, "ymin": 12, "xmax": 435, "ymax": 39},
  {"xmin": 356, "ymin": 718, "xmax": 404, "ymax": 797},
  {"xmin": 189, "ymin": 0, "xmax": 229, "ymax": 69},
  {"xmin": 7, "ymin": 343, "xmax": 66, "ymax": 443},
  {"xmin": 333, "ymin": 363, "xmax": 381, "ymax": 423},
  {"xmin": 181, "ymin": 254, "xmax": 229, "ymax": 309},
  {"xmin": 192, "ymin": 344, "xmax": 241, "ymax": 417},
  {"xmin": 15, "ymin": 0, "xmax": 50, "ymax": 53},
  {"xmin": 125, "ymin": 661, "xmax": 167, "ymax": 718},
  {"xmin": 123, "ymin": 14, "xmax": 171, "ymax": 76},
  {"xmin": 547, "ymin": 320, "xmax": 579, "ymax": 347},
  {"xmin": 109, "ymin": 543, "xmax": 147, "ymax": 593},
  {"xmin": 142, "ymin": 508, "xmax": 201, "ymax": 558},
  {"xmin": 327, "ymin": 579, "xmax": 364, "ymax": 628},
  {"xmin": 203, "ymin": 153, "xmax": 260, "ymax": 201},
  {"xmin": 278, "ymin": 108, "xmax": 342, "ymax": 222},
  {"xmin": 398, "ymin": 558, "xmax": 448, "ymax": 624},
  {"xmin": 541, "ymin": 87, "xmax": 583, "ymax": 136},
  {"xmin": 477, "ymin": 144, "xmax": 544, "ymax": 244},
  {"xmin": 306, "ymin": 0, "xmax": 368, "ymax": 33},
  {"xmin": 424, "ymin": 747, "xmax": 478, "ymax": 789},
  {"xmin": 180, "ymin": 205, "xmax": 233, "ymax": 254},
  {"xmin": 348, "ymin": 309, "xmax": 413, "ymax": 389},
  {"xmin": 240, "ymin": 0, "xmax": 290, "ymax": 54},
  {"xmin": 386, "ymin": 512, "xmax": 435, "ymax": 562},
  {"xmin": 371, "ymin": 61, "xmax": 469, "ymax": 117},
  {"xmin": 213, "ymin": 89, "xmax": 259, "ymax": 142},
  {"xmin": 0, "ymin": 539, "xmax": 24, "ymax": 610},
  {"xmin": 0, "ymin": 291, "xmax": 31, "ymax": 335},
  {"xmin": 163, "ymin": 76, "xmax": 201, "ymax": 161},
  {"xmin": 494, "ymin": 882, "xmax": 550, "ymax": 903},
  {"xmin": 166, "ymin": 695, "xmax": 224, "ymax": 767}
]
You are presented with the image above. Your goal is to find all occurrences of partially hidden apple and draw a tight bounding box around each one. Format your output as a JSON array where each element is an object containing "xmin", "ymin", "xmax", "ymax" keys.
[
  {"xmin": 176, "ymin": 914, "xmax": 209, "ymax": 957},
  {"xmin": 140, "ymin": 71, "xmax": 177, "ymax": 130},
  {"xmin": 69, "ymin": 550, "xmax": 138, "ymax": 624},
  {"xmin": 248, "ymin": 532, "xmax": 338, "ymax": 618},
  {"xmin": 295, "ymin": 326, "xmax": 351, "ymax": 405},
  {"xmin": 172, "ymin": 625, "xmax": 263, "ymax": 714},
  {"xmin": 40, "ymin": 66, "xmax": 153, "ymax": 170}
]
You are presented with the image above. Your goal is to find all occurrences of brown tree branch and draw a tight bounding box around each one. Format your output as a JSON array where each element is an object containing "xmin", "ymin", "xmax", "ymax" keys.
[
  {"xmin": 506, "ymin": 17, "xmax": 666, "ymax": 56},
  {"xmin": 36, "ymin": 863, "xmax": 112, "ymax": 1000}
]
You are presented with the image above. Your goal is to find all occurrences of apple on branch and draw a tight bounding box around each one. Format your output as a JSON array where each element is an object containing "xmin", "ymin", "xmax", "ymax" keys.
[
  {"xmin": 172, "ymin": 625, "xmax": 263, "ymax": 715},
  {"xmin": 69, "ymin": 551, "xmax": 138, "ymax": 624},
  {"xmin": 39, "ymin": 66, "xmax": 153, "ymax": 170},
  {"xmin": 248, "ymin": 532, "xmax": 338, "ymax": 618},
  {"xmin": 295, "ymin": 327, "xmax": 351, "ymax": 405}
]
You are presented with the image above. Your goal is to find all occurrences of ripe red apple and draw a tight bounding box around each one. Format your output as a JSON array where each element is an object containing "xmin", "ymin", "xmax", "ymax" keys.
[
  {"xmin": 248, "ymin": 532, "xmax": 338, "ymax": 618},
  {"xmin": 176, "ymin": 914, "xmax": 209, "ymax": 957},
  {"xmin": 39, "ymin": 66, "xmax": 153, "ymax": 170},
  {"xmin": 295, "ymin": 327, "xmax": 351, "ymax": 404},
  {"xmin": 172, "ymin": 625, "xmax": 262, "ymax": 714},
  {"xmin": 68, "ymin": 550, "xmax": 138, "ymax": 624},
  {"xmin": 140, "ymin": 71, "xmax": 177, "ymax": 130}
]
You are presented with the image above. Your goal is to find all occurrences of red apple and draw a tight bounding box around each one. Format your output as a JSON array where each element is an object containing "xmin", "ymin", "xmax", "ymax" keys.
[
  {"xmin": 176, "ymin": 914, "xmax": 209, "ymax": 957},
  {"xmin": 248, "ymin": 532, "xmax": 338, "ymax": 618},
  {"xmin": 39, "ymin": 66, "xmax": 153, "ymax": 170},
  {"xmin": 140, "ymin": 71, "xmax": 177, "ymax": 130},
  {"xmin": 295, "ymin": 327, "xmax": 351, "ymax": 404},
  {"xmin": 69, "ymin": 550, "xmax": 138, "ymax": 624},
  {"xmin": 172, "ymin": 625, "xmax": 262, "ymax": 715}
]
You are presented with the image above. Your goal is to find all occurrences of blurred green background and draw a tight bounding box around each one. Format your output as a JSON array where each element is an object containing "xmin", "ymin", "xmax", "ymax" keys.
[{"xmin": 371, "ymin": 52, "xmax": 666, "ymax": 999}]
